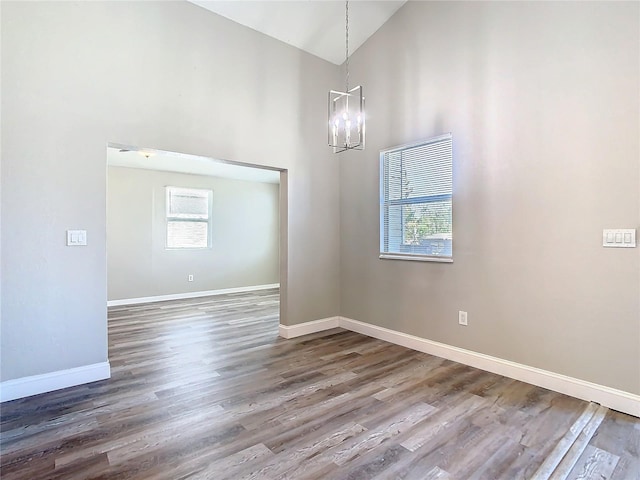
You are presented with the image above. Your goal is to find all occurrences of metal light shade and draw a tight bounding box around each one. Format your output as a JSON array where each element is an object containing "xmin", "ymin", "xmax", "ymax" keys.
[{"xmin": 328, "ymin": 85, "xmax": 365, "ymax": 153}]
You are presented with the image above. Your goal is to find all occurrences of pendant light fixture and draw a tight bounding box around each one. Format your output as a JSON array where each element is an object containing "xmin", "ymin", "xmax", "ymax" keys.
[{"xmin": 328, "ymin": 0, "xmax": 365, "ymax": 153}]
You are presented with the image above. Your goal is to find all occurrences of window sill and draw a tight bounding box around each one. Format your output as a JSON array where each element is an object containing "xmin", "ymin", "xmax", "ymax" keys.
[{"xmin": 379, "ymin": 253, "xmax": 453, "ymax": 263}]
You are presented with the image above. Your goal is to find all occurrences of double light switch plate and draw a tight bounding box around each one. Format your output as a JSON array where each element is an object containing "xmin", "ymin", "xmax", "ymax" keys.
[{"xmin": 67, "ymin": 230, "xmax": 87, "ymax": 246}]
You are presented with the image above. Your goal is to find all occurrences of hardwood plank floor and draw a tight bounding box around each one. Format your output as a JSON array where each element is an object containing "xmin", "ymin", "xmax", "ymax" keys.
[{"xmin": 1, "ymin": 289, "xmax": 638, "ymax": 479}]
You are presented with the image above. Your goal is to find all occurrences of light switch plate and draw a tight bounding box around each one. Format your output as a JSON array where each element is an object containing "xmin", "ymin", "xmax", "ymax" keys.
[
  {"xmin": 67, "ymin": 230, "xmax": 87, "ymax": 246},
  {"xmin": 602, "ymin": 228, "xmax": 636, "ymax": 248}
]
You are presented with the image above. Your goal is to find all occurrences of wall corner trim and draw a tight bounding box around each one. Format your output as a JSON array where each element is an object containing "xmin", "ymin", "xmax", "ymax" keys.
[
  {"xmin": 107, "ymin": 283, "xmax": 280, "ymax": 307},
  {"xmin": 0, "ymin": 362, "xmax": 111, "ymax": 403},
  {"xmin": 281, "ymin": 316, "xmax": 640, "ymax": 418},
  {"xmin": 278, "ymin": 316, "xmax": 340, "ymax": 339}
]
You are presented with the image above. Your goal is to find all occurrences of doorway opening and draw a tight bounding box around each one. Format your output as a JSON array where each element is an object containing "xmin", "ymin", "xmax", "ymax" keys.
[{"xmin": 105, "ymin": 142, "xmax": 287, "ymax": 332}]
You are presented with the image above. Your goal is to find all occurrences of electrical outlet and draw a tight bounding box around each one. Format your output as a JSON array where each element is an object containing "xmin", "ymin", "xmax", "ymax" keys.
[
  {"xmin": 188, "ymin": 275, "xmax": 194, "ymax": 282},
  {"xmin": 458, "ymin": 311, "xmax": 468, "ymax": 326}
]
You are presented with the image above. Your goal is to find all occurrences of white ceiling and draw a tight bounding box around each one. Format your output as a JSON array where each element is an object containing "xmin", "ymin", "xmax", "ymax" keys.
[
  {"xmin": 107, "ymin": 146, "xmax": 281, "ymax": 184},
  {"xmin": 189, "ymin": 1, "xmax": 406, "ymax": 65}
]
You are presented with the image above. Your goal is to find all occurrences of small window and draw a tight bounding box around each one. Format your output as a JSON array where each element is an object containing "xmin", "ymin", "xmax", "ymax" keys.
[
  {"xmin": 166, "ymin": 186, "xmax": 212, "ymax": 249},
  {"xmin": 380, "ymin": 133, "xmax": 453, "ymax": 262}
]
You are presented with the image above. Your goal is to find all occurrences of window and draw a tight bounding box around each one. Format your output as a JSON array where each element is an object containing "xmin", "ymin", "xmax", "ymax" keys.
[
  {"xmin": 166, "ymin": 186, "xmax": 212, "ymax": 249},
  {"xmin": 380, "ymin": 133, "xmax": 453, "ymax": 262}
]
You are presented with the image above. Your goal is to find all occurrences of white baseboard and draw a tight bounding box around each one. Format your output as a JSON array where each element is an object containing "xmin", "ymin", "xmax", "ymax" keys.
[
  {"xmin": 279, "ymin": 316, "xmax": 640, "ymax": 418},
  {"xmin": 107, "ymin": 283, "xmax": 280, "ymax": 307},
  {"xmin": 279, "ymin": 316, "xmax": 340, "ymax": 339},
  {"xmin": 0, "ymin": 362, "xmax": 111, "ymax": 403}
]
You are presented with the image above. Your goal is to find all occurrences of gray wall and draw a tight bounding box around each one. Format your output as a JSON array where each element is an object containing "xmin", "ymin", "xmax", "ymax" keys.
[
  {"xmin": 107, "ymin": 167, "xmax": 279, "ymax": 301},
  {"xmin": 1, "ymin": 1, "xmax": 340, "ymax": 382},
  {"xmin": 340, "ymin": 1, "xmax": 640, "ymax": 394}
]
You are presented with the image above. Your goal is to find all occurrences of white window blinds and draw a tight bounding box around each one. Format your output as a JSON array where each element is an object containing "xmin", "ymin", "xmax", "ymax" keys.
[
  {"xmin": 166, "ymin": 187, "xmax": 212, "ymax": 249},
  {"xmin": 380, "ymin": 133, "xmax": 453, "ymax": 262}
]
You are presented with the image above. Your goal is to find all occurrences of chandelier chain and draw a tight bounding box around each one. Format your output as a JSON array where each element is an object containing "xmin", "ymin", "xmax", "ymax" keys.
[{"xmin": 345, "ymin": 0, "xmax": 349, "ymax": 91}]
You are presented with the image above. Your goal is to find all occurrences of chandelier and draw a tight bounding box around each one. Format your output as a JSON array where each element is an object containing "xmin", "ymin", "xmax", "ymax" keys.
[{"xmin": 328, "ymin": 0, "xmax": 365, "ymax": 153}]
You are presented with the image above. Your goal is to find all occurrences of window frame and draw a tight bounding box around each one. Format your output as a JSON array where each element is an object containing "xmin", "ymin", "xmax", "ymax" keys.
[
  {"xmin": 165, "ymin": 186, "xmax": 213, "ymax": 250},
  {"xmin": 379, "ymin": 133, "xmax": 453, "ymax": 263}
]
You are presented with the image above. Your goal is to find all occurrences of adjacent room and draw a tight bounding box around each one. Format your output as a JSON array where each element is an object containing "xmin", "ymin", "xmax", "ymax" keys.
[
  {"xmin": 1, "ymin": 1, "xmax": 638, "ymax": 479},
  {"xmin": 106, "ymin": 146, "xmax": 281, "ymax": 307}
]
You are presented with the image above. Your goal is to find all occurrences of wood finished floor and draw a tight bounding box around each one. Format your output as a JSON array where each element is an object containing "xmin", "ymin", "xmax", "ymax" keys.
[{"xmin": 1, "ymin": 289, "xmax": 638, "ymax": 479}]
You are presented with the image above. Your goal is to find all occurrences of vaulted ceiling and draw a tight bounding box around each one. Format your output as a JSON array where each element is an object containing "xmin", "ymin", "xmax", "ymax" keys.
[{"xmin": 190, "ymin": 1, "xmax": 406, "ymax": 65}]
